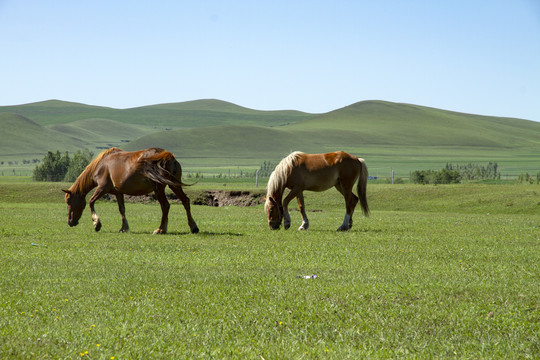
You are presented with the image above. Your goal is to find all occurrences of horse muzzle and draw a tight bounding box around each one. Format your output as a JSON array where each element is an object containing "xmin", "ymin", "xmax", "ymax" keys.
[
  {"xmin": 68, "ymin": 219, "xmax": 79, "ymax": 227},
  {"xmin": 268, "ymin": 221, "xmax": 281, "ymax": 230}
]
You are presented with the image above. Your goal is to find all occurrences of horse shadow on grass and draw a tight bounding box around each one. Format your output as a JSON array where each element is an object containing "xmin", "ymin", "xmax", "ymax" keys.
[
  {"xmin": 305, "ymin": 228, "xmax": 384, "ymax": 234},
  {"xmin": 113, "ymin": 230, "xmax": 244, "ymax": 237}
]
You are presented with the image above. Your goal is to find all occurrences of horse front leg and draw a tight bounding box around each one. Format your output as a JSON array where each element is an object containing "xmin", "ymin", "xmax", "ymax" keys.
[
  {"xmin": 170, "ymin": 185, "xmax": 199, "ymax": 234},
  {"xmin": 282, "ymin": 187, "xmax": 301, "ymax": 230},
  {"xmin": 89, "ymin": 188, "xmax": 106, "ymax": 232},
  {"xmin": 153, "ymin": 185, "xmax": 170, "ymax": 234},
  {"xmin": 296, "ymin": 192, "xmax": 309, "ymax": 230},
  {"xmin": 116, "ymin": 194, "xmax": 129, "ymax": 233}
]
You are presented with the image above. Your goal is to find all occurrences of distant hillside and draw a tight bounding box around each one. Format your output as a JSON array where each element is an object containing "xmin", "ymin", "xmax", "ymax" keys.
[
  {"xmin": 124, "ymin": 100, "xmax": 540, "ymax": 160},
  {"xmin": 1, "ymin": 99, "xmax": 539, "ymax": 176},
  {"xmin": 125, "ymin": 125, "xmax": 304, "ymax": 159},
  {"xmin": 0, "ymin": 99, "xmax": 313, "ymax": 128},
  {"xmin": 0, "ymin": 100, "xmax": 117, "ymax": 126},
  {"xmin": 125, "ymin": 125, "xmax": 398, "ymax": 159},
  {"xmin": 289, "ymin": 101, "xmax": 540, "ymax": 148},
  {"xmin": 0, "ymin": 113, "xmax": 88, "ymax": 156},
  {"xmin": 50, "ymin": 119, "xmax": 156, "ymax": 148}
]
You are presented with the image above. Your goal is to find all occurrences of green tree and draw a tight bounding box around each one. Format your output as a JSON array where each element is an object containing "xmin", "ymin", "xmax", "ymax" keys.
[
  {"xmin": 33, "ymin": 149, "xmax": 93, "ymax": 182},
  {"xmin": 410, "ymin": 169, "xmax": 460, "ymax": 184},
  {"xmin": 33, "ymin": 151, "xmax": 70, "ymax": 181},
  {"xmin": 64, "ymin": 149, "xmax": 93, "ymax": 182}
]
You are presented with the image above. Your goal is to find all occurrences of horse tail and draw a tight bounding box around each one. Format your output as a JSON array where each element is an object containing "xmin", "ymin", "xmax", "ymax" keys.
[
  {"xmin": 357, "ymin": 158, "xmax": 370, "ymax": 217},
  {"xmin": 142, "ymin": 151, "xmax": 195, "ymax": 187}
]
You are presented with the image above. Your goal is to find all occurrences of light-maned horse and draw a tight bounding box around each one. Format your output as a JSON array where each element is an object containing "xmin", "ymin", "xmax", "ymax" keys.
[
  {"xmin": 63, "ymin": 147, "xmax": 199, "ymax": 234},
  {"xmin": 265, "ymin": 151, "xmax": 369, "ymax": 231}
]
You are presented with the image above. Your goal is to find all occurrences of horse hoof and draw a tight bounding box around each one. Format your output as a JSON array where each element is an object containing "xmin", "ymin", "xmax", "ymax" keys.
[
  {"xmin": 298, "ymin": 222, "xmax": 309, "ymax": 231},
  {"xmin": 191, "ymin": 226, "xmax": 200, "ymax": 234},
  {"xmin": 94, "ymin": 222, "xmax": 102, "ymax": 232},
  {"xmin": 152, "ymin": 229, "xmax": 164, "ymax": 235}
]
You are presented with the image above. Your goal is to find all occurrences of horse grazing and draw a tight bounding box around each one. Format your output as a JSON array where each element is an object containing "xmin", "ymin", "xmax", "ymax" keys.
[
  {"xmin": 63, "ymin": 147, "xmax": 199, "ymax": 234},
  {"xmin": 265, "ymin": 151, "xmax": 369, "ymax": 231}
]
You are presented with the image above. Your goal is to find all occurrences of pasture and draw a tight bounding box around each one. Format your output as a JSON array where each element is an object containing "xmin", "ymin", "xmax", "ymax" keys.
[{"xmin": 1, "ymin": 179, "xmax": 539, "ymax": 359}]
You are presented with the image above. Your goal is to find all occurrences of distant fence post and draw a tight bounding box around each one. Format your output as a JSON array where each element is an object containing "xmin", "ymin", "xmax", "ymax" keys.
[
  {"xmin": 392, "ymin": 170, "xmax": 395, "ymax": 185},
  {"xmin": 256, "ymin": 169, "xmax": 260, "ymax": 187}
]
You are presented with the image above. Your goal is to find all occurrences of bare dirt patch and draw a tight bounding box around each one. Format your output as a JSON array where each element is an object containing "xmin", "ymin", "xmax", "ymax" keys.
[
  {"xmin": 103, "ymin": 190, "xmax": 265, "ymax": 207},
  {"xmin": 192, "ymin": 190, "xmax": 264, "ymax": 207}
]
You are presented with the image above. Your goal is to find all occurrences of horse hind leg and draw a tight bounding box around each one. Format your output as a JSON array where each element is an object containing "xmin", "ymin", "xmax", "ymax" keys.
[
  {"xmin": 346, "ymin": 193, "xmax": 358, "ymax": 229},
  {"xmin": 153, "ymin": 185, "xmax": 170, "ymax": 234},
  {"xmin": 335, "ymin": 182, "xmax": 358, "ymax": 231},
  {"xmin": 170, "ymin": 185, "xmax": 199, "ymax": 234},
  {"xmin": 116, "ymin": 194, "xmax": 129, "ymax": 233}
]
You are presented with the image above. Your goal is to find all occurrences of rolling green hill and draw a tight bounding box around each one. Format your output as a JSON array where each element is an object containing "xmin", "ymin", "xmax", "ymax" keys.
[
  {"xmin": 50, "ymin": 118, "xmax": 157, "ymax": 149},
  {"xmin": 125, "ymin": 125, "xmax": 308, "ymax": 159},
  {"xmin": 0, "ymin": 100, "xmax": 116, "ymax": 126},
  {"xmin": 290, "ymin": 100, "xmax": 540, "ymax": 148},
  {"xmin": 0, "ymin": 113, "xmax": 89, "ymax": 157},
  {"xmin": 1, "ymin": 99, "xmax": 539, "ymax": 177},
  {"xmin": 0, "ymin": 99, "xmax": 312, "ymax": 128}
]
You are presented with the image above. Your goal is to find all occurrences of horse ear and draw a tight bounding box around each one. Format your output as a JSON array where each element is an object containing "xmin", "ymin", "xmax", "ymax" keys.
[{"xmin": 62, "ymin": 189, "xmax": 71, "ymax": 195}]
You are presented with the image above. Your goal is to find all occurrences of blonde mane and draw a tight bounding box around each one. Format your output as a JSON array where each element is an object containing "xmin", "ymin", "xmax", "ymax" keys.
[
  {"xmin": 69, "ymin": 147, "xmax": 122, "ymax": 195},
  {"xmin": 265, "ymin": 151, "xmax": 305, "ymax": 204}
]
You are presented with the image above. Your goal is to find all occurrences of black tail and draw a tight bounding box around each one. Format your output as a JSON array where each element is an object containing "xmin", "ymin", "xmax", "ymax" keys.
[{"xmin": 141, "ymin": 152, "xmax": 194, "ymax": 187}]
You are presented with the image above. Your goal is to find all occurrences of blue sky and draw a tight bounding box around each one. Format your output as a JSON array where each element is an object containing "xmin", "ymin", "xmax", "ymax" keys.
[{"xmin": 1, "ymin": 0, "xmax": 539, "ymax": 121}]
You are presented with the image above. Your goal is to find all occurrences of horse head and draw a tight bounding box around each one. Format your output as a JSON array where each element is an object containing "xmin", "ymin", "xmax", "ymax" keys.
[
  {"xmin": 62, "ymin": 190, "xmax": 86, "ymax": 227},
  {"xmin": 265, "ymin": 196, "xmax": 283, "ymax": 230}
]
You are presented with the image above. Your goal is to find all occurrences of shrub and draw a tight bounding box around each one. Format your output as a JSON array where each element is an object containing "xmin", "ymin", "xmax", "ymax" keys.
[
  {"xmin": 33, "ymin": 149, "xmax": 93, "ymax": 182},
  {"xmin": 410, "ymin": 169, "xmax": 461, "ymax": 184}
]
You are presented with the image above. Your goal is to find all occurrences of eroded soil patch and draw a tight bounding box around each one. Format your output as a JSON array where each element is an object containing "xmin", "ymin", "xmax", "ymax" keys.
[
  {"xmin": 103, "ymin": 190, "xmax": 264, "ymax": 207},
  {"xmin": 192, "ymin": 190, "xmax": 264, "ymax": 207}
]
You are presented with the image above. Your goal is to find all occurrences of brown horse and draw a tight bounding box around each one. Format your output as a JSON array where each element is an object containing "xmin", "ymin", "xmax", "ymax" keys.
[
  {"xmin": 63, "ymin": 147, "xmax": 199, "ymax": 234},
  {"xmin": 265, "ymin": 151, "xmax": 369, "ymax": 231}
]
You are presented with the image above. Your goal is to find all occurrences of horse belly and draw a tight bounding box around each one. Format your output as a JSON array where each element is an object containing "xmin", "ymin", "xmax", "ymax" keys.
[
  {"xmin": 111, "ymin": 172, "xmax": 154, "ymax": 196},
  {"xmin": 303, "ymin": 168, "xmax": 339, "ymax": 191}
]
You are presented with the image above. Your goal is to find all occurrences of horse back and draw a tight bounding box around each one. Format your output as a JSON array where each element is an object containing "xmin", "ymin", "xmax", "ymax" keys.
[
  {"xmin": 302, "ymin": 151, "xmax": 358, "ymax": 171},
  {"xmin": 294, "ymin": 152, "xmax": 361, "ymax": 191}
]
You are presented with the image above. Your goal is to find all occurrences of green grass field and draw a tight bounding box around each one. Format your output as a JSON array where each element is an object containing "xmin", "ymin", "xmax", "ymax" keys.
[{"xmin": 1, "ymin": 178, "xmax": 538, "ymax": 358}]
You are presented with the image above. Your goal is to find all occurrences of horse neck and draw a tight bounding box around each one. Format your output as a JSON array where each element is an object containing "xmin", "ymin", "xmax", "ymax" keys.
[
  {"xmin": 69, "ymin": 168, "xmax": 96, "ymax": 196},
  {"xmin": 267, "ymin": 151, "xmax": 302, "ymax": 203},
  {"xmin": 267, "ymin": 178, "xmax": 285, "ymax": 205},
  {"xmin": 269, "ymin": 188, "xmax": 284, "ymax": 204}
]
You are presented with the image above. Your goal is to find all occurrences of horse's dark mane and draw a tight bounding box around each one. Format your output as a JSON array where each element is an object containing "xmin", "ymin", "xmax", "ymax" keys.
[{"xmin": 69, "ymin": 147, "xmax": 122, "ymax": 195}]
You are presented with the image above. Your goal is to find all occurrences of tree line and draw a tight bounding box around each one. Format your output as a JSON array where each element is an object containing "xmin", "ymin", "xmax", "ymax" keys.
[
  {"xmin": 410, "ymin": 162, "xmax": 501, "ymax": 184},
  {"xmin": 33, "ymin": 149, "xmax": 93, "ymax": 182},
  {"xmin": 444, "ymin": 162, "xmax": 500, "ymax": 181}
]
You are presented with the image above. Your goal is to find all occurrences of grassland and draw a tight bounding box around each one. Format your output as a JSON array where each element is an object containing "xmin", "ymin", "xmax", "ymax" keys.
[{"xmin": 0, "ymin": 178, "xmax": 538, "ymax": 358}]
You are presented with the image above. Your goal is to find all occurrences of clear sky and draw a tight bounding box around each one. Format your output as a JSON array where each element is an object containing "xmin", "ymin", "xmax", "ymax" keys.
[{"xmin": 1, "ymin": 0, "xmax": 539, "ymax": 121}]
